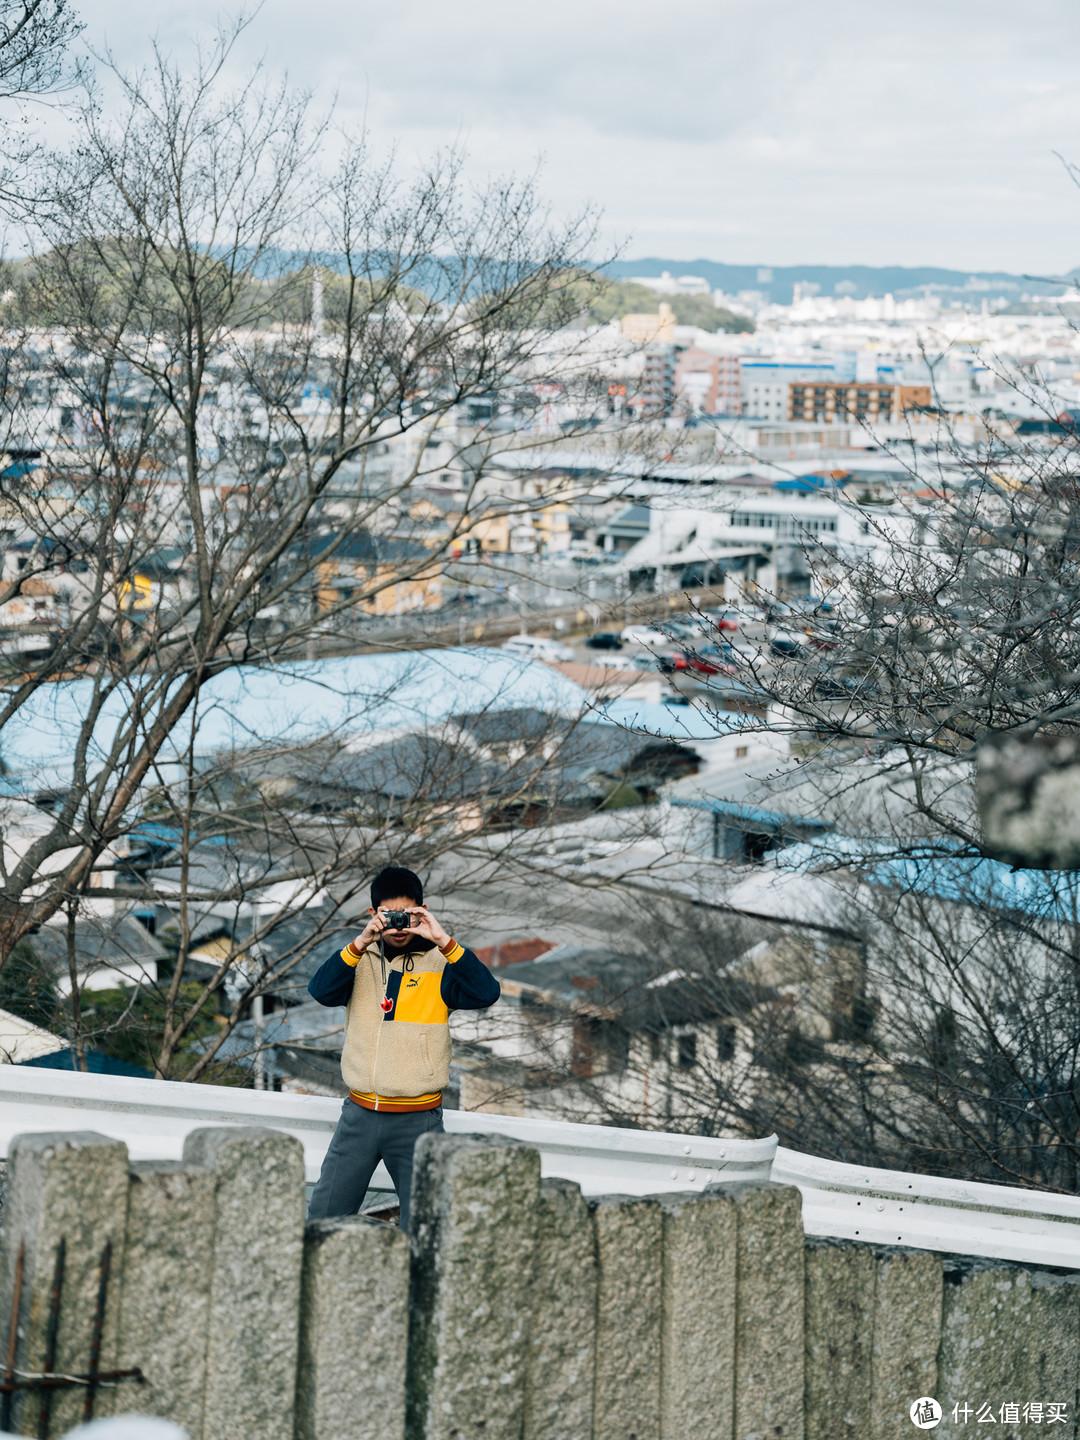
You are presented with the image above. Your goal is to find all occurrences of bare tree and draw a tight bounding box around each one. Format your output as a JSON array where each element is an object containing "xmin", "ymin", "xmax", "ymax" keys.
[
  {"xmin": 0, "ymin": 0, "xmax": 79, "ymax": 99},
  {"xmin": 625, "ymin": 373, "xmax": 1080, "ymax": 1188},
  {"xmin": 0, "ymin": 24, "xmax": 668, "ymax": 1075}
]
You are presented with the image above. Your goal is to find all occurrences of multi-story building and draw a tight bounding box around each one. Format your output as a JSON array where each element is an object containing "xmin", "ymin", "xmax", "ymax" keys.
[
  {"xmin": 640, "ymin": 345, "xmax": 678, "ymax": 417},
  {"xmin": 788, "ymin": 382, "xmax": 933, "ymax": 424},
  {"xmin": 741, "ymin": 361, "xmax": 834, "ymax": 421},
  {"xmin": 621, "ymin": 303, "xmax": 677, "ymax": 345},
  {"xmin": 674, "ymin": 349, "xmax": 742, "ymax": 416},
  {"xmin": 627, "ymin": 271, "xmax": 712, "ymax": 297}
]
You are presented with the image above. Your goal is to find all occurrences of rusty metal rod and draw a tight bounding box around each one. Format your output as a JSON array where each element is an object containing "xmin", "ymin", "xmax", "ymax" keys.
[
  {"xmin": 37, "ymin": 1238, "xmax": 65, "ymax": 1440},
  {"xmin": 1, "ymin": 1368, "xmax": 144, "ymax": 1394},
  {"xmin": 82, "ymin": 1241, "xmax": 111, "ymax": 1422}
]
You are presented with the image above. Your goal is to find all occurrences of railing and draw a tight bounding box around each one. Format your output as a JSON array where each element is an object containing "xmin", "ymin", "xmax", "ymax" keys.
[
  {"xmin": 773, "ymin": 1147, "xmax": 1080, "ymax": 1269},
  {"xmin": 0, "ymin": 1066, "xmax": 772, "ymax": 1198},
  {"xmin": 1, "ymin": 1066, "xmax": 1078, "ymax": 1268}
]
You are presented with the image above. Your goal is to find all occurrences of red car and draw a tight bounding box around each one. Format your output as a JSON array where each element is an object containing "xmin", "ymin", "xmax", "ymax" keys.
[
  {"xmin": 672, "ymin": 644, "xmax": 737, "ymax": 677},
  {"xmin": 707, "ymin": 609, "xmax": 741, "ymax": 633}
]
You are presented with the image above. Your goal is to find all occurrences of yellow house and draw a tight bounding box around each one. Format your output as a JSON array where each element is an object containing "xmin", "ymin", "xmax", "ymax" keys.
[
  {"xmin": 459, "ymin": 512, "xmax": 511, "ymax": 555},
  {"xmin": 533, "ymin": 502, "xmax": 570, "ymax": 555},
  {"xmin": 316, "ymin": 557, "xmax": 441, "ymax": 617}
]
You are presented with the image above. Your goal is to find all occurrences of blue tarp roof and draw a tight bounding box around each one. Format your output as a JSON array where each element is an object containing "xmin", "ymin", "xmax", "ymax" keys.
[
  {"xmin": 672, "ymin": 796, "xmax": 833, "ymax": 831},
  {"xmin": 773, "ymin": 474, "xmax": 841, "ymax": 492},
  {"xmin": 775, "ymin": 835, "xmax": 1080, "ymax": 920},
  {"xmin": 0, "ymin": 648, "xmax": 589, "ymax": 789},
  {"xmin": 597, "ymin": 700, "xmax": 750, "ymax": 743},
  {"xmin": 18, "ymin": 1047, "xmax": 154, "ymax": 1078}
]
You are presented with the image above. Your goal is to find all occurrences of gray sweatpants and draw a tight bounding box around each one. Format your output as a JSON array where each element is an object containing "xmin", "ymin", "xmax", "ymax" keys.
[{"xmin": 307, "ymin": 1100, "xmax": 444, "ymax": 1234}]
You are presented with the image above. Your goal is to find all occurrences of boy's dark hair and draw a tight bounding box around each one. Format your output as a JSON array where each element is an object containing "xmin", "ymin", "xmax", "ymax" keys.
[{"xmin": 370, "ymin": 865, "xmax": 424, "ymax": 909}]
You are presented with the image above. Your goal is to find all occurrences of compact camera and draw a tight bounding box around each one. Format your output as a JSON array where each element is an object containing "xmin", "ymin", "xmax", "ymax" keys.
[{"xmin": 382, "ymin": 909, "xmax": 416, "ymax": 929}]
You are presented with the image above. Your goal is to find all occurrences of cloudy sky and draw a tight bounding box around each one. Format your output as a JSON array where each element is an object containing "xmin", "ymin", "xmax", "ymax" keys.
[{"xmin": 71, "ymin": 0, "xmax": 1080, "ymax": 273}]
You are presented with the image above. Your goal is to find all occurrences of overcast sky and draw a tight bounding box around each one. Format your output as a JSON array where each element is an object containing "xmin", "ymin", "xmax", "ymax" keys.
[{"xmin": 71, "ymin": 0, "xmax": 1080, "ymax": 273}]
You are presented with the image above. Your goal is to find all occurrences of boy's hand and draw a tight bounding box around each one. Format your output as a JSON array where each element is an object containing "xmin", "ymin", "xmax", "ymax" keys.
[
  {"xmin": 409, "ymin": 905, "xmax": 451, "ymax": 948},
  {"xmin": 353, "ymin": 912, "xmax": 387, "ymax": 950}
]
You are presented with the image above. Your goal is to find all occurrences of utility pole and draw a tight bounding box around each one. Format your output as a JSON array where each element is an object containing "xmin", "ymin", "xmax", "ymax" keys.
[{"xmin": 252, "ymin": 992, "xmax": 266, "ymax": 1091}]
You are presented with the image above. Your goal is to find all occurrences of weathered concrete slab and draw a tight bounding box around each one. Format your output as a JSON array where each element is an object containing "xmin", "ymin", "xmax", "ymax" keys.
[
  {"xmin": 182, "ymin": 1127, "xmax": 305, "ymax": 1440},
  {"xmin": 938, "ymin": 1260, "xmax": 1031, "ymax": 1429},
  {"xmin": 406, "ymin": 1133, "xmax": 541, "ymax": 1440},
  {"xmin": 0, "ymin": 1132, "xmax": 130, "ymax": 1436},
  {"xmin": 116, "ymin": 1161, "xmax": 216, "ymax": 1440},
  {"xmin": 1027, "ymin": 1273, "xmax": 1080, "ymax": 1440},
  {"xmin": 524, "ymin": 1178, "xmax": 597, "ymax": 1440},
  {"xmin": 869, "ymin": 1247, "xmax": 943, "ymax": 1440},
  {"xmin": 659, "ymin": 1190, "xmax": 737, "ymax": 1440},
  {"xmin": 804, "ymin": 1238, "xmax": 874, "ymax": 1440},
  {"xmin": 709, "ymin": 1180, "xmax": 804, "ymax": 1440},
  {"xmin": 295, "ymin": 1215, "xmax": 409, "ymax": 1440},
  {"xmin": 589, "ymin": 1194, "xmax": 663, "ymax": 1440}
]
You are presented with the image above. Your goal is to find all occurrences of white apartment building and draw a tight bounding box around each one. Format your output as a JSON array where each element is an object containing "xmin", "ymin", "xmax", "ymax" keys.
[
  {"xmin": 740, "ymin": 361, "xmax": 834, "ymax": 421},
  {"xmin": 627, "ymin": 271, "xmax": 712, "ymax": 297},
  {"xmin": 613, "ymin": 488, "xmax": 920, "ymax": 599}
]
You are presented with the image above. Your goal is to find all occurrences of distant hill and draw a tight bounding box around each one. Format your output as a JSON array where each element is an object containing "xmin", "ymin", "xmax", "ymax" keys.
[{"xmin": 604, "ymin": 259, "xmax": 1075, "ymax": 306}]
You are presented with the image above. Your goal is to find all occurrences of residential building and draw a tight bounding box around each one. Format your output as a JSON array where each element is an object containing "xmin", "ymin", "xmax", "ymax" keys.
[
  {"xmin": 674, "ymin": 349, "xmax": 743, "ymax": 416},
  {"xmin": 741, "ymin": 362, "xmax": 834, "ymax": 421},
  {"xmin": 621, "ymin": 304, "xmax": 677, "ymax": 346},
  {"xmin": 640, "ymin": 346, "xmax": 678, "ymax": 416},
  {"xmin": 627, "ymin": 272, "xmax": 712, "ymax": 297},
  {"xmin": 788, "ymin": 381, "xmax": 933, "ymax": 424},
  {"xmin": 311, "ymin": 533, "xmax": 442, "ymax": 616}
]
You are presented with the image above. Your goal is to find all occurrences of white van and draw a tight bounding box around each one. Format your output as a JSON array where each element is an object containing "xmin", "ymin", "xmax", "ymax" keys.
[{"xmin": 500, "ymin": 634, "xmax": 574, "ymax": 663}]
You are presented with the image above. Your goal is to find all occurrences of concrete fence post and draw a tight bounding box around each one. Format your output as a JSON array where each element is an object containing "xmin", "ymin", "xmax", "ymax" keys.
[
  {"xmin": 181, "ymin": 1127, "xmax": 305, "ymax": 1440},
  {"xmin": 709, "ymin": 1180, "xmax": 804, "ymax": 1440},
  {"xmin": 0, "ymin": 1132, "xmax": 130, "ymax": 1437},
  {"xmin": 659, "ymin": 1190, "xmax": 737, "ymax": 1440},
  {"xmin": 1027, "ymin": 1273, "xmax": 1080, "ymax": 1440},
  {"xmin": 869, "ymin": 1248, "xmax": 942, "ymax": 1440},
  {"xmin": 405, "ymin": 1133, "xmax": 541, "ymax": 1440},
  {"xmin": 589, "ymin": 1193, "xmax": 663, "ymax": 1440},
  {"xmin": 938, "ymin": 1260, "xmax": 1032, "ymax": 1433},
  {"xmin": 115, "ymin": 1161, "xmax": 217, "ymax": 1440},
  {"xmin": 295, "ymin": 1215, "xmax": 409, "ymax": 1440},
  {"xmin": 524, "ymin": 1178, "xmax": 597, "ymax": 1440},
  {"xmin": 804, "ymin": 1238, "xmax": 875, "ymax": 1440}
]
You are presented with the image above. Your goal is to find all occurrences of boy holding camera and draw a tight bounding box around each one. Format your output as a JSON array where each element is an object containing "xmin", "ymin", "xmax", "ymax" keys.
[{"xmin": 306, "ymin": 865, "xmax": 500, "ymax": 1232}]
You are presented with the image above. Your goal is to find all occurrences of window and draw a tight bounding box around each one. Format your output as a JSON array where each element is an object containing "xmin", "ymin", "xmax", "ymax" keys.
[
  {"xmin": 573, "ymin": 1017, "xmax": 630, "ymax": 1076},
  {"xmin": 677, "ymin": 1032, "xmax": 698, "ymax": 1070},
  {"xmin": 735, "ymin": 745, "xmax": 748, "ymax": 759}
]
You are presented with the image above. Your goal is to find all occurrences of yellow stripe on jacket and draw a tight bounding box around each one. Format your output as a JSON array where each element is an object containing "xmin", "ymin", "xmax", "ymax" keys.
[{"xmin": 349, "ymin": 1089, "xmax": 442, "ymax": 1112}]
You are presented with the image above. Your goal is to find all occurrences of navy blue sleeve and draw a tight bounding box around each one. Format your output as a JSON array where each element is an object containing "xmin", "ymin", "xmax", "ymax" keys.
[
  {"xmin": 308, "ymin": 951, "xmax": 356, "ymax": 1007},
  {"xmin": 441, "ymin": 946, "xmax": 500, "ymax": 1011}
]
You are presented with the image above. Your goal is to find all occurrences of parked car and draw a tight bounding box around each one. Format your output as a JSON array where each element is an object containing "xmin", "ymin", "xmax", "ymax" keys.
[
  {"xmin": 629, "ymin": 651, "xmax": 673, "ymax": 673},
  {"xmin": 767, "ymin": 625, "xmax": 806, "ymax": 657},
  {"xmin": 500, "ymin": 634, "xmax": 574, "ymax": 663},
  {"xmin": 705, "ymin": 608, "xmax": 742, "ymax": 633},
  {"xmin": 621, "ymin": 624, "xmax": 669, "ymax": 648},
  {"xmin": 586, "ymin": 631, "xmax": 623, "ymax": 650},
  {"xmin": 672, "ymin": 644, "xmax": 737, "ymax": 677}
]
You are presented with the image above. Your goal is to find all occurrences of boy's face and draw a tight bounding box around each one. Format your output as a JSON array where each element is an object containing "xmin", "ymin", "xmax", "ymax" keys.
[{"xmin": 371, "ymin": 895, "xmax": 420, "ymax": 949}]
